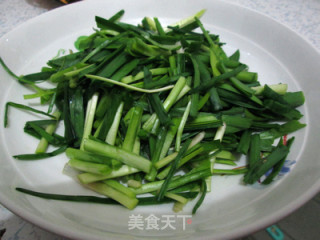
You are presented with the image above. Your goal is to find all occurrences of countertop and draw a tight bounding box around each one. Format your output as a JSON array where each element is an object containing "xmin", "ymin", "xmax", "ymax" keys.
[{"xmin": 0, "ymin": 0, "xmax": 319, "ymax": 239}]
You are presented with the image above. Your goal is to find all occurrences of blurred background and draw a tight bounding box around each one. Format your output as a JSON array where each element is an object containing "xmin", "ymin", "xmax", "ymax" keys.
[{"xmin": 0, "ymin": 0, "xmax": 319, "ymax": 239}]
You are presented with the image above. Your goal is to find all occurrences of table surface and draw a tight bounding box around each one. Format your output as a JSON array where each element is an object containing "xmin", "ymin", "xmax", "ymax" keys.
[{"xmin": 0, "ymin": 0, "xmax": 319, "ymax": 239}]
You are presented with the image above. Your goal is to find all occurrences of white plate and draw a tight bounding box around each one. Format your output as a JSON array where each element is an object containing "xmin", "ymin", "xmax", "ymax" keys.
[{"xmin": 0, "ymin": 0, "xmax": 320, "ymax": 239}]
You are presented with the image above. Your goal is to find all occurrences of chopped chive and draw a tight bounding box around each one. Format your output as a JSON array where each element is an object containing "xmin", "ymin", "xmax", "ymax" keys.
[
  {"xmin": 145, "ymin": 126, "xmax": 167, "ymax": 181},
  {"xmin": 4, "ymin": 102, "xmax": 56, "ymax": 128},
  {"xmin": 236, "ymin": 130, "xmax": 251, "ymax": 155},
  {"xmin": 105, "ymin": 102, "xmax": 124, "ymax": 145},
  {"xmin": 68, "ymin": 158, "xmax": 112, "ymax": 175},
  {"xmin": 157, "ymin": 139, "xmax": 192, "ymax": 201},
  {"xmin": 175, "ymin": 100, "xmax": 191, "ymax": 151},
  {"xmin": 80, "ymin": 92, "xmax": 99, "ymax": 150},
  {"xmin": 13, "ymin": 145, "xmax": 67, "ymax": 160},
  {"xmin": 83, "ymin": 138, "xmax": 151, "ymax": 173},
  {"xmin": 189, "ymin": 64, "xmax": 247, "ymax": 94},
  {"xmin": 192, "ymin": 179, "xmax": 207, "ymax": 214},
  {"xmin": 78, "ymin": 165, "xmax": 140, "ymax": 184},
  {"xmin": 122, "ymin": 105, "xmax": 143, "ymax": 151},
  {"xmin": 103, "ymin": 179, "xmax": 136, "ymax": 198},
  {"xmin": 189, "ymin": 55, "xmax": 201, "ymax": 117},
  {"xmin": 86, "ymin": 74, "xmax": 174, "ymax": 93},
  {"xmin": 86, "ymin": 182, "xmax": 138, "ymax": 209},
  {"xmin": 0, "ymin": 57, "xmax": 32, "ymax": 84},
  {"xmin": 35, "ymin": 111, "xmax": 61, "ymax": 153}
]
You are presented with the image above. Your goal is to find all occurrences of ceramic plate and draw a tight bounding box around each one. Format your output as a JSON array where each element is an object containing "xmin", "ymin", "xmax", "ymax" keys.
[{"xmin": 0, "ymin": 0, "xmax": 319, "ymax": 239}]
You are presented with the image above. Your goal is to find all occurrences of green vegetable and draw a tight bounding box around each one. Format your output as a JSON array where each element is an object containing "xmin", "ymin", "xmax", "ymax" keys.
[
  {"xmin": 192, "ymin": 179, "xmax": 207, "ymax": 214},
  {"xmin": 1, "ymin": 10, "xmax": 306, "ymax": 213}
]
